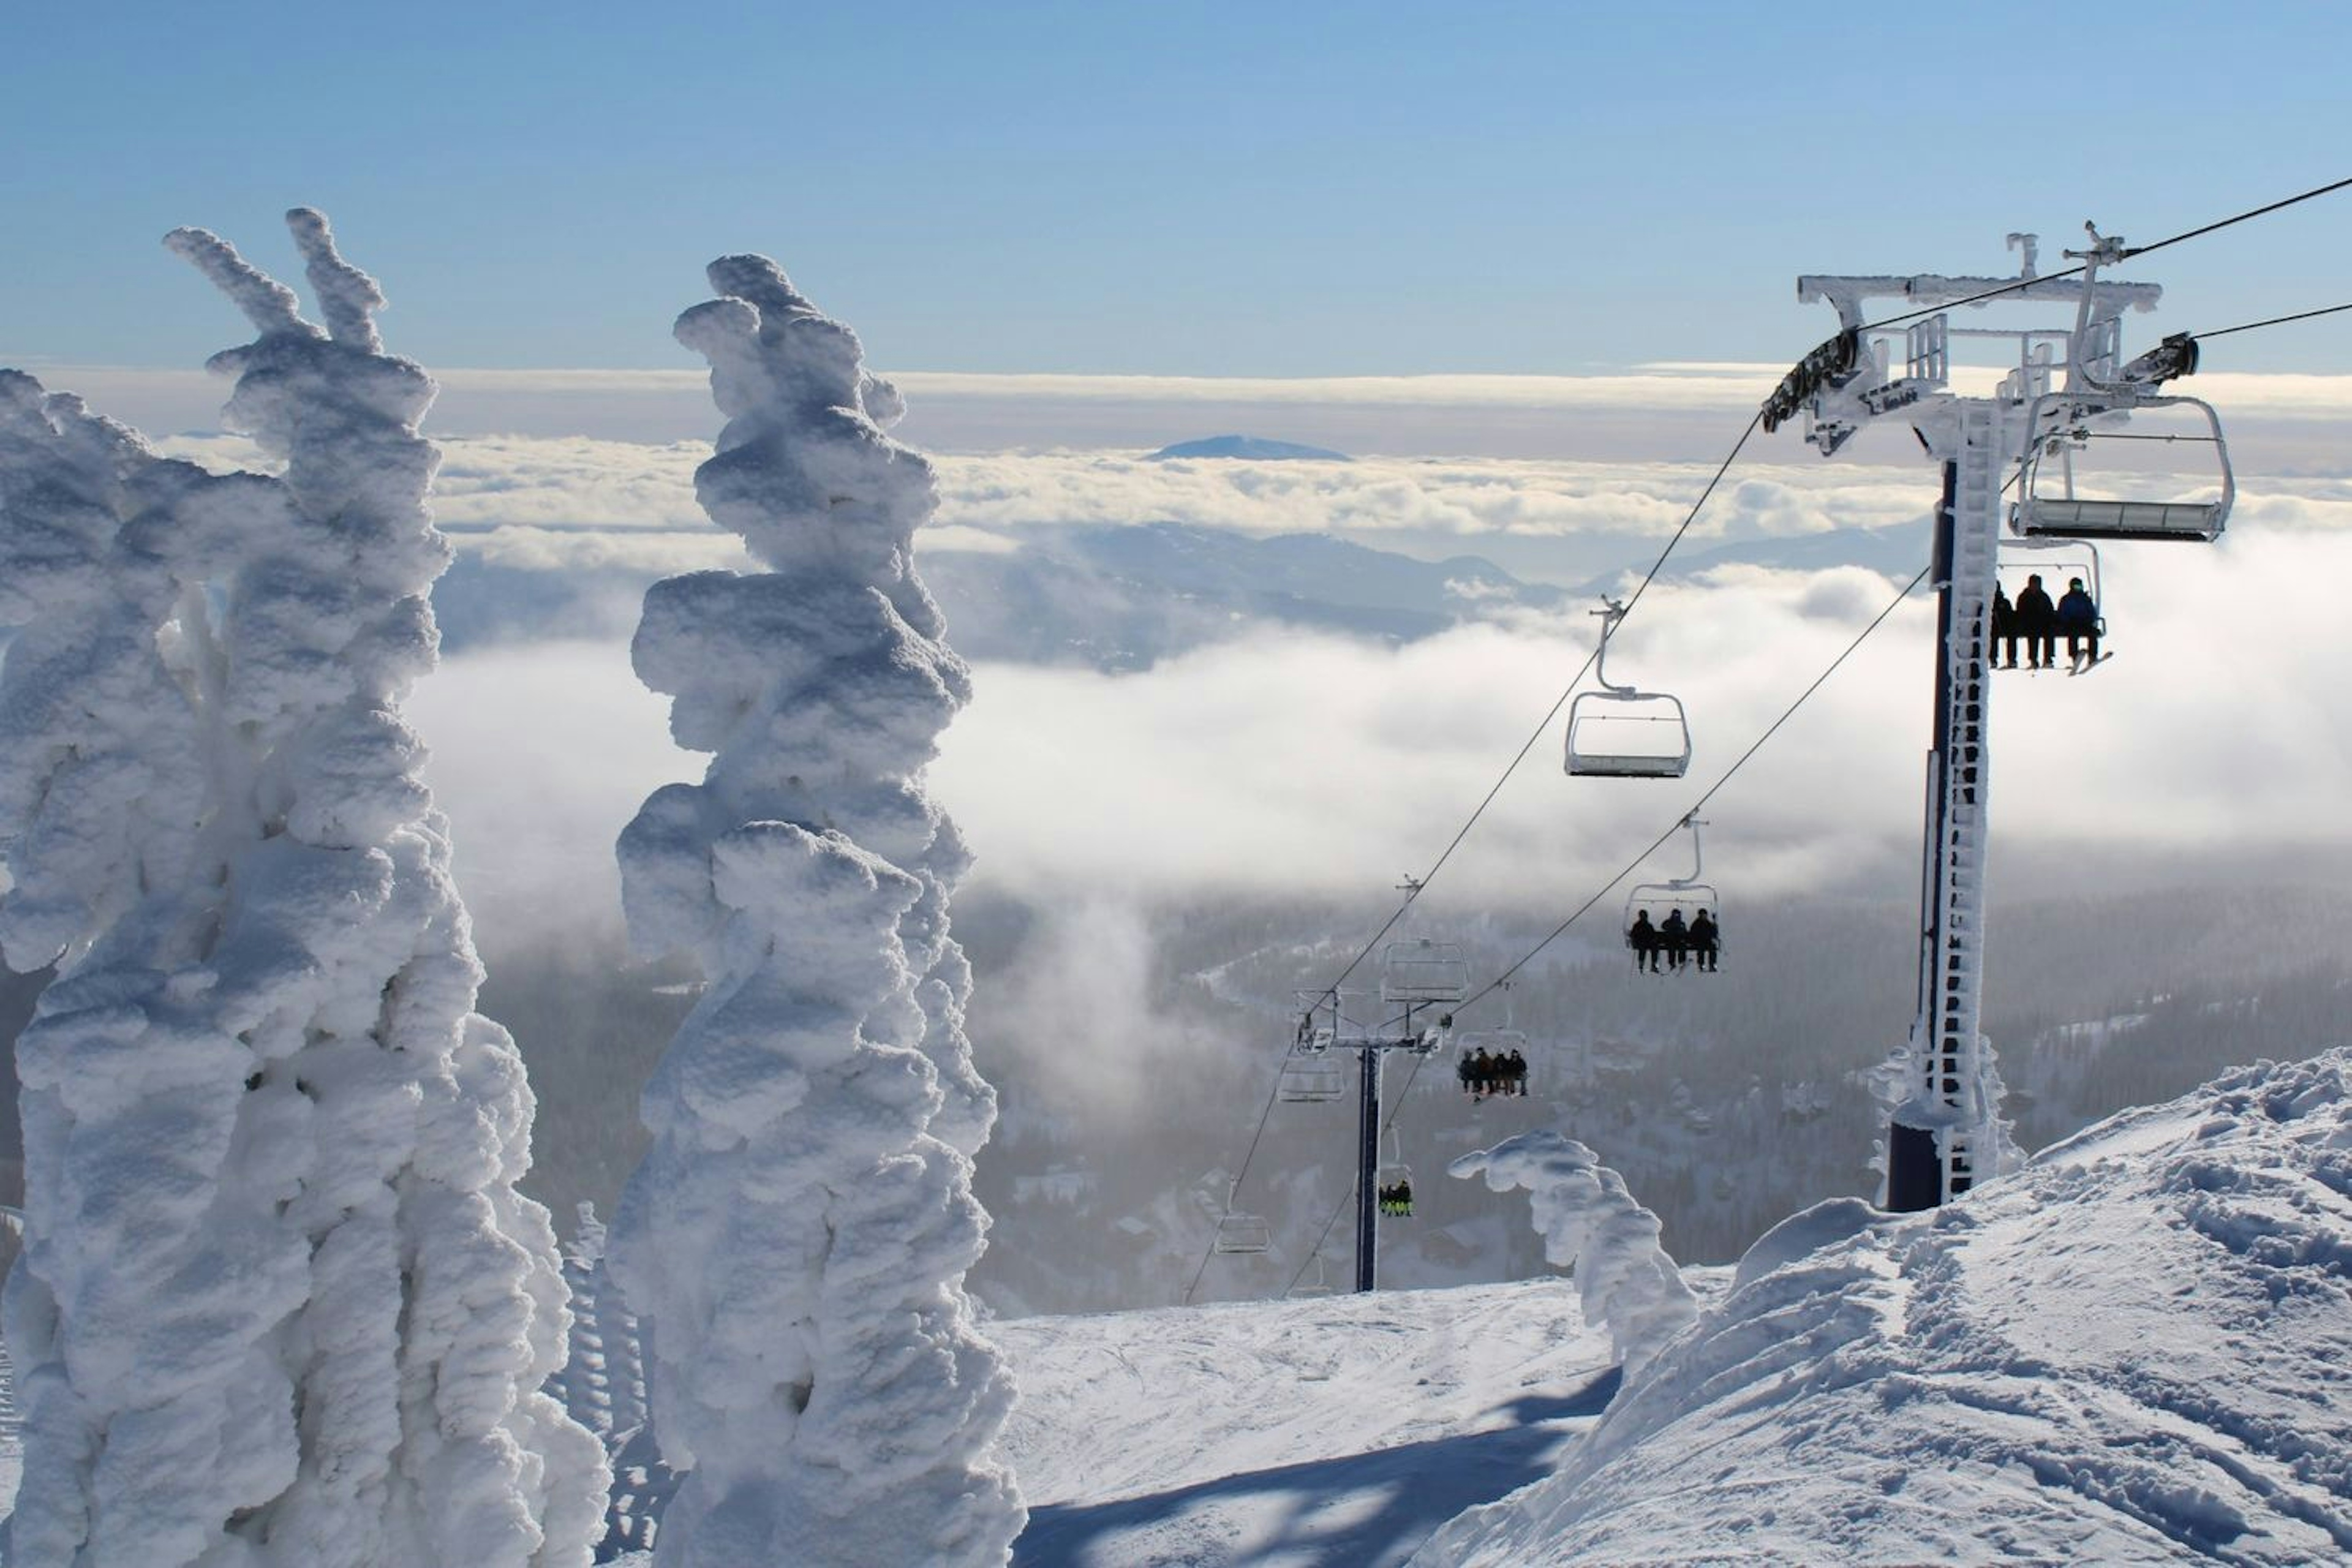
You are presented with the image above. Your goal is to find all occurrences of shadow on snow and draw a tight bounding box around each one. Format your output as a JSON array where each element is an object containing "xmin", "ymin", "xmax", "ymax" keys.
[{"xmin": 1012, "ymin": 1368, "xmax": 1621, "ymax": 1568}]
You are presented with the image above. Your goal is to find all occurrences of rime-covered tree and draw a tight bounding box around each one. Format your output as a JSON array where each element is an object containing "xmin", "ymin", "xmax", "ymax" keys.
[
  {"xmin": 606, "ymin": 257, "xmax": 1022, "ymax": 1567},
  {"xmin": 0, "ymin": 212, "xmax": 606, "ymax": 1567},
  {"xmin": 1452, "ymin": 1131, "xmax": 1698, "ymax": 1381}
]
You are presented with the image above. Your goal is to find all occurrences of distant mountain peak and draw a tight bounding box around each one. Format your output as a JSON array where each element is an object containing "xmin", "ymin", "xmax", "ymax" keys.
[{"xmin": 1145, "ymin": 435, "xmax": 1352, "ymax": 462}]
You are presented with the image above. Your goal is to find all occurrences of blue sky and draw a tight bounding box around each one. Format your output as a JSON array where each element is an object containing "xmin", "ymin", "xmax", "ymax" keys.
[{"xmin": 6, "ymin": 1, "xmax": 2349, "ymax": 375}]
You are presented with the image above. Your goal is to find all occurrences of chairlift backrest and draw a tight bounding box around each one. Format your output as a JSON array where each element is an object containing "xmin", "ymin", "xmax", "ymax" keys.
[
  {"xmin": 1625, "ymin": 882, "xmax": 1722, "ymax": 927},
  {"xmin": 1999, "ymin": 540, "xmax": 2106, "ymax": 635}
]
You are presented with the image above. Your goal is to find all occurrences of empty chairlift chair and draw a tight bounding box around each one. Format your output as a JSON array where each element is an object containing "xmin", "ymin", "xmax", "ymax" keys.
[
  {"xmin": 1278, "ymin": 1056, "xmax": 1346, "ymax": 1104},
  {"xmin": 1566, "ymin": 598, "xmax": 1692, "ymax": 779},
  {"xmin": 1380, "ymin": 940, "xmax": 1469, "ymax": 1008},
  {"xmin": 2013, "ymin": 391, "xmax": 2233, "ymax": 542},
  {"xmin": 1213, "ymin": 1179, "xmax": 1271, "ymax": 1255},
  {"xmin": 2011, "ymin": 252, "xmax": 2232, "ymax": 544}
]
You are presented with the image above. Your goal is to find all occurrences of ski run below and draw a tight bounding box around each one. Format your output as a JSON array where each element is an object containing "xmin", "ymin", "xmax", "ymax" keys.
[
  {"xmin": 1000, "ymin": 1049, "xmax": 2352, "ymax": 1566},
  {"xmin": 10, "ymin": 1050, "xmax": 2352, "ymax": 1564}
]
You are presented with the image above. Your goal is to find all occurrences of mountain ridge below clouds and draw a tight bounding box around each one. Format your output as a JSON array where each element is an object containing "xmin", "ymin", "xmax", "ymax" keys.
[{"xmin": 1145, "ymin": 434, "xmax": 1353, "ymax": 462}]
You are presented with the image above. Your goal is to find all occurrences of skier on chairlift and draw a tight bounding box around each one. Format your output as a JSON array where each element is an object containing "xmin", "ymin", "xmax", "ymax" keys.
[
  {"xmin": 1505, "ymin": 1047, "xmax": 1528, "ymax": 1095},
  {"xmin": 1629, "ymin": 910, "xmax": 1661, "ymax": 974},
  {"xmin": 2058, "ymin": 576, "xmax": 2100, "ymax": 671},
  {"xmin": 1992, "ymin": 583, "xmax": 2019, "ymax": 669},
  {"xmin": 2015, "ymin": 573, "xmax": 2057, "ymax": 671},
  {"xmin": 1460, "ymin": 1047, "xmax": 1490, "ymax": 1100},
  {"xmin": 1690, "ymin": 908, "xmax": 1720, "ymax": 973},
  {"xmin": 1660, "ymin": 908, "xmax": 1691, "ymax": 972}
]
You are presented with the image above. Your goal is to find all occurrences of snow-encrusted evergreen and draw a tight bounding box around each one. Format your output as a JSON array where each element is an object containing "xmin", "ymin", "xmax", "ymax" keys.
[
  {"xmin": 0, "ymin": 211, "xmax": 606, "ymax": 1566},
  {"xmin": 1449, "ymin": 1131, "xmax": 1697, "ymax": 1380},
  {"xmin": 606, "ymin": 257, "xmax": 1022, "ymax": 1566}
]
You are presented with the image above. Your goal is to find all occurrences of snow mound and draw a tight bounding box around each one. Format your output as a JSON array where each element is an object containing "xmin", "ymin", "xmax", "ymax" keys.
[
  {"xmin": 1413, "ymin": 1050, "xmax": 2352, "ymax": 1566},
  {"xmin": 1145, "ymin": 435, "xmax": 1351, "ymax": 462}
]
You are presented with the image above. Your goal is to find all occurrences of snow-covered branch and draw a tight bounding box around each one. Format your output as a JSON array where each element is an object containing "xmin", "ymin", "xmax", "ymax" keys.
[{"xmin": 1450, "ymin": 1131, "xmax": 1698, "ymax": 1381}]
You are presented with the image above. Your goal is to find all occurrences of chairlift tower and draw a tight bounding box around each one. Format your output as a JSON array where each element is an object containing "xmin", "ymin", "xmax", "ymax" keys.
[
  {"xmin": 1773, "ymin": 228, "xmax": 2226, "ymax": 1210},
  {"xmin": 1294, "ymin": 925, "xmax": 1464, "ymax": 1292}
]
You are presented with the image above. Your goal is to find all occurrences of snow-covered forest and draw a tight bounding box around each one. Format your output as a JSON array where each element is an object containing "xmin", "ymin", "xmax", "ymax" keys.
[{"xmin": 5, "ymin": 52, "xmax": 2352, "ymax": 1556}]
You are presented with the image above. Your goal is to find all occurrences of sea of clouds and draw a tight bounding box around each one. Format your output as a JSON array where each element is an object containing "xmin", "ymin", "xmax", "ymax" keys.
[{"xmin": 246, "ymin": 367, "xmax": 2344, "ymax": 959}]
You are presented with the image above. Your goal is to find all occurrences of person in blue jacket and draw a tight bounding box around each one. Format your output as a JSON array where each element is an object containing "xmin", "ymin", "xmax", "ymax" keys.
[{"xmin": 2057, "ymin": 576, "xmax": 2100, "ymax": 670}]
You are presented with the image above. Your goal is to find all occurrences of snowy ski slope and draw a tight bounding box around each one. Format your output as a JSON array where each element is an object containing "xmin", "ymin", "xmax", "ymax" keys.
[
  {"xmin": 1000, "ymin": 1051, "xmax": 2352, "ymax": 1566},
  {"xmin": 995, "ymin": 1275, "xmax": 1725, "ymax": 1567}
]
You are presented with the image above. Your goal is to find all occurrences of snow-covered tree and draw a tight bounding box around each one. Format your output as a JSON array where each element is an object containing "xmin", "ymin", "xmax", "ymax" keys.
[
  {"xmin": 0, "ymin": 211, "xmax": 606, "ymax": 1566},
  {"xmin": 1450, "ymin": 1131, "xmax": 1698, "ymax": 1381},
  {"xmin": 606, "ymin": 256, "xmax": 1023, "ymax": 1567}
]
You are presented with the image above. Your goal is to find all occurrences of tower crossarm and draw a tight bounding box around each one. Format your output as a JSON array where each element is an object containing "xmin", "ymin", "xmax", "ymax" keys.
[{"xmin": 1777, "ymin": 250, "xmax": 2166, "ymax": 458}]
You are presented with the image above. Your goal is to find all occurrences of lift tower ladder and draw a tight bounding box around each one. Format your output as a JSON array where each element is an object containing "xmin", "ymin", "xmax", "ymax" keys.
[{"xmin": 1776, "ymin": 231, "xmax": 2180, "ymax": 1210}]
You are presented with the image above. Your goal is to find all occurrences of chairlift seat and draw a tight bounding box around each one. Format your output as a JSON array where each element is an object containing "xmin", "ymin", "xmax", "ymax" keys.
[
  {"xmin": 1381, "ymin": 940, "xmax": 1469, "ymax": 1005},
  {"xmin": 2014, "ymin": 497, "xmax": 2225, "ymax": 542},
  {"xmin": 1566, "ymin": 693, "xmax": 1692, "ymax": 778}
]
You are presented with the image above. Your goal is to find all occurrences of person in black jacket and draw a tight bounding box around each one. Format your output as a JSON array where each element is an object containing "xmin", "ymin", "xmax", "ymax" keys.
[
  {"xmin": 2015, "ymin": 573, "xmax": 2057, "ymax": 670},
  {"xmin": 1991, "ymin": 583, "xmax": 2018, "ymax": 669},
  {"xmin": 1629, "ymin": 910, "xmax": 1661, "ymax": 974},
  {"xmin": 1689, "ymin": 908, "xmax": 1720, "ymax": 972},
  {"xmin": 1660, "ymin": 908, "xmax": 1690, "ymax": 972}
]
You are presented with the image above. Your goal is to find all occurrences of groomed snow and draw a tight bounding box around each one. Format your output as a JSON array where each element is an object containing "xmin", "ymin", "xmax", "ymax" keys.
[{"xmin": 993, "ymin": 1275, "xmax": 1727, "ymax": 1567}]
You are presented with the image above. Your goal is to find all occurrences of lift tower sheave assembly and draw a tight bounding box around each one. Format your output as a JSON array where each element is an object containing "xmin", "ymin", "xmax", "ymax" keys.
[{"xmin": 1774, "ymin": 229, "xmax": 2226, "ymax": 1212}]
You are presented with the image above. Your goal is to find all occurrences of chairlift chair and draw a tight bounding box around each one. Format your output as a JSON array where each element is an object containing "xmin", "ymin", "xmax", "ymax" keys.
[
  {"xmin": 1278, "ymin": 1057, "xmax": 1346, "ymax": 1104},
  {"xmin": 1566, "ymin": 600, "xmax": 1693, "ymax": 778},
  {"xmin": 1376, "ymin": 1132, "xmax": 1415, "ymax": 1218},
  {"xmin": 1997, "ymin": 537, "xmax": 2108, "ymax": 663},
  {"xmin": 2010, "ymin": 262, "xmax": 2233, "ymax": 544},
  {"xmin": 1213, "ymin": 1179, "xmax": 1271, "ymax": 1255},
  {"xmin": 1379, "ymin": 940, "xmax": 1469, "ymax": 1006},
  {"xmin": 1625, "ymin": 814, "xmax": 1723, "ymax": 969},
  {"xmin": 1288, "ymin": 1257, "xmax": 1333, "ymax": 1299}
]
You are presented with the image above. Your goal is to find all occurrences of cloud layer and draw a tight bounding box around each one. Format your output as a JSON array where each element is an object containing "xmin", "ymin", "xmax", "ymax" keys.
[{"xmin": 43, "ymin": 362, "xmax": 2352, "ymax": 466}]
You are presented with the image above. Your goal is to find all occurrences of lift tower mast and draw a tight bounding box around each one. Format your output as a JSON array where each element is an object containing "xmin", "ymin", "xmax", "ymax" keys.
[
  {"xmin": 1294, "ymin": 929, "xmax": 1464, "ymax": 1292},
  {"xmin": 1771, "ymin": 231, "xmax": 2207, "ymax": 1210}
]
